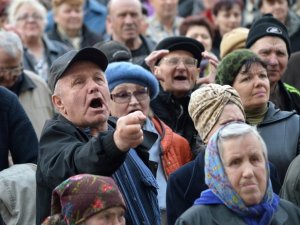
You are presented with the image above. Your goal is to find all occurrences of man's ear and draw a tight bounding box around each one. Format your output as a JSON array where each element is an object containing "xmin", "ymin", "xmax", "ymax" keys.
[{"xmin": 52, "ymin": 94, "xmax": 66, "ymax": 115}]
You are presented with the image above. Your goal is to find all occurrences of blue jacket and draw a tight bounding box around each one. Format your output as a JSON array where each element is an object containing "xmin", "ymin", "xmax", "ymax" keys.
[{"xmin": 0, "ymin": 87, "xmax": 38, "ymax": 171}]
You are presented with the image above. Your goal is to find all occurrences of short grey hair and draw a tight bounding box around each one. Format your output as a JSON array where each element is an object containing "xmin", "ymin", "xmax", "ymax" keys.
[
  {"xmin": 217, "ymin": 123, "xmax": 268, "ymax": 161},
  {"xmin": 0, "ymin": 31, "xmax": 24, "ymax": 57},
  {"xmin": 8, "ymin": 0, "xmax": 47, "ymax": 26}
]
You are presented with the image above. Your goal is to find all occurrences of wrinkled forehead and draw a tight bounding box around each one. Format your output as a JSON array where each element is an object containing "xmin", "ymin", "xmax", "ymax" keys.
[{"xmin": 251, "ymin": 36, "xmax": 288, "ymax": 51}]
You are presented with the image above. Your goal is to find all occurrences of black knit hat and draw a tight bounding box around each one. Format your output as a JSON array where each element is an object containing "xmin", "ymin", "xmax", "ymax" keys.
[
  {"xmin": 155, "ymin": 36, "xmax": 205, "ymax": 67},
  {"xmin": 246, "ymin": 14, "xmax": 291, "ymax": 56}
]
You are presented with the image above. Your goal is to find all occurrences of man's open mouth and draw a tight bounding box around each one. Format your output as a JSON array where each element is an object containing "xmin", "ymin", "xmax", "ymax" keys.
[{"xmin": 90, "ymin": 98, "xmax": 103, "ymax": 108}]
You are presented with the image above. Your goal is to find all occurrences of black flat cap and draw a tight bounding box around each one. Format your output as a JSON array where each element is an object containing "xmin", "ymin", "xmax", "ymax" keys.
[
  {"xmin": 155, "ymin": 36, "xmax": 205, "ymax": 67},
  {"xmin": 48, "ymin": 47, "xmax": 108, "ymax": 92},
  {"xmin": 94, "ymin": 40, "xmax": 132, "ymax": 63}
]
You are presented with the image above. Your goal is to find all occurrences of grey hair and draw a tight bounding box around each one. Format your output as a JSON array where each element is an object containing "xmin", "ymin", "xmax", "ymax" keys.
[
  {"xmin": 0, "ymin": 31, "xmax": 24, "ymax": 56},
  {"xmin": 217, "ymin": 123, "xmax": 268, "ymax": 161},
  {"xmin": 8, "ymin": 0, "xmax": 47, "ymax": 26}
]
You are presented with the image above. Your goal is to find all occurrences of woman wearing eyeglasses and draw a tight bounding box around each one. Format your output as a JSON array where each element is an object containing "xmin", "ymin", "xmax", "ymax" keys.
[
  {"xmin": 7, "ymin": 0, "xmax": 70, "ymax": 82},
  {"xmin": 105, "ymin": 61, "xmax": 193, "ymax": 225}
]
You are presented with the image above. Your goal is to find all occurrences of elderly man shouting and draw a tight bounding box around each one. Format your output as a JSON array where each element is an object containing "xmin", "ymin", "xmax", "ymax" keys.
[{"xmin": 36, "ymin": 47, "xmax": 147, "ymax": 224}]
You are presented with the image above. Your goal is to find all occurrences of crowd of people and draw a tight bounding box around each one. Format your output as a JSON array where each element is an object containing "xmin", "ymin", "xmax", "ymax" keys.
[{"xmin": 1, "ymin": 0, "xmax": 300, "ymax": 225}]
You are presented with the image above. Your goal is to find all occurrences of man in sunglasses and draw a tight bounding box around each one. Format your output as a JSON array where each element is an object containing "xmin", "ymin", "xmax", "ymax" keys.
[{"xmin": 0, "ymin": 31, "xmax": 53, "ymax": 138}]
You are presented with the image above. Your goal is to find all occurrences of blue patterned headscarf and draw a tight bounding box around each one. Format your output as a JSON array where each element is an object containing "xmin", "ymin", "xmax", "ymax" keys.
[{"xmin": 194, "ymin": 123, "xmax": 280, "ymax": 225}]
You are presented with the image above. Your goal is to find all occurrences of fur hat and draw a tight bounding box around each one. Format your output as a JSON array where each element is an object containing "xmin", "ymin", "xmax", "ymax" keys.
[
  {"xmin": 220, "ymin": 27, "xmax": 249, "ymax": 59},
  {"xmin": 246, "ymin": 14, "xmax": 291, "ymax": 56},
  {"xmin": 105, "ymin": 62, "xmax": 159, "ymax": 100}
]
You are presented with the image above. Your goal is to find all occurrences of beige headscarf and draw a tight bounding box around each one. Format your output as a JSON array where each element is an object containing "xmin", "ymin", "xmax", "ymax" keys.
[{"xmin": 188, "ymin": 84, "xmax": 245, "ymax": 142}]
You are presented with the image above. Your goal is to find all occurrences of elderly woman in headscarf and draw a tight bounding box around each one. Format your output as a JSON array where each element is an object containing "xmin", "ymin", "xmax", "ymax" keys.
[
  {"xmin": 175, "ymin": 122, "xmax": 300, "ymax": 225},
  {"xmin": 42, "ymin": 174, "xmax": 126, "ymax": 225},
  {"xmin": 166, "ymin": 84, "xmax": 281, "ymax": 225},
  {"xmin": 216, "ymin": 49, "xmax": 300, "ymax": 185},
  {"xmin": 166, "ymin": 84, "xmax": 245, "ymax": 225}
]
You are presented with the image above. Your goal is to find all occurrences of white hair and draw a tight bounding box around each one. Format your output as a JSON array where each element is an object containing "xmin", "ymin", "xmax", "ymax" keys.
[
  {"xmin": 217, "ymin": 123, "xmax": 268, "ymax": 161},
  {"xmin": 0, "ymin": 31, "xmax": 23, "ymax": 56},
  {"xmin": 8, "ymin": 0, "xmax": 48, "ymax": 26}
]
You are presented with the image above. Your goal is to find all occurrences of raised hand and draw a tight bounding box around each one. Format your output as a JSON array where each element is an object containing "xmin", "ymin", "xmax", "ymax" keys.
[{"xmin": 113, "ymin": 111, "xmax": 147, "ymax": 152}]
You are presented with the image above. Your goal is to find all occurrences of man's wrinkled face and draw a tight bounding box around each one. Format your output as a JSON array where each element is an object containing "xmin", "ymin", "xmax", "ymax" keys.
[
  {"xmin": 52, "ymin": 61, "xmax": 110, "ymax": 130},
  {"xmin": 250, "ymin": 36, "xmax": 288, "ymax": 86},
  {"xmin": 107, "ymin": 0, "xmax": 142, "ymax": 44},
  {"xmin": 0, "ymin": 48, "xmax": 23, "ymax": 88},
  {"xmin": 154, "ymin": 50, "xmax": 200, "ymax": 98}
]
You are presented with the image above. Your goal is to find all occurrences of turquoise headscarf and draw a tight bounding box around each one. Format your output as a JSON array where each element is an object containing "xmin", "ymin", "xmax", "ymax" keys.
[{"xmin": 194, "ymin": 123, "xmax": 280, "ymax": 225}]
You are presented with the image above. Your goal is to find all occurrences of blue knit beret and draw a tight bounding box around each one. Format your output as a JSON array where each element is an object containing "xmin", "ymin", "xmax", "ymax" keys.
[{"xmin": 105, "ymin": 62, "xmax": 159, "ymax": 100}]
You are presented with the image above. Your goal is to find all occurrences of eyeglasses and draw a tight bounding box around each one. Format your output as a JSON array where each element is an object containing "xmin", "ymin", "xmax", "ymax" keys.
[
  {"xmin": 111, "ymin": 87, "xmax": 149, "ymax": 104},
  {"xmin": 16, "ymin": 13, "xmax": 43, "ymax": 21},
  {"xmin": 160, "ymin": 57, "xmax": 198, "ymax": 68},
  {"xmin": 0, "ymin": 65, "xmax": 23, "ymax": 82}
]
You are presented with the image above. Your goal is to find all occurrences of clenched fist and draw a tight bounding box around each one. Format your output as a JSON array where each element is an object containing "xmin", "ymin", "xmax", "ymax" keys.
[{"xmin": 113, "ymin": 111, "xmax": 147, "ymax": 152}]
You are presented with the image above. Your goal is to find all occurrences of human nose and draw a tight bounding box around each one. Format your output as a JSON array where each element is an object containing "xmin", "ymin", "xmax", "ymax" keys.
[
  {"xmin": 267, "ymin": 53, "xmax": 279, "ymax": 66},
  {"xmin": 242, "ymin": 162, "xmax": 255, "ymax": 178},
  {"xmin": 175, "ymin": 59, "xmax": 187, "ymax": 69},
  {"xmin": 128, "ymin": 93, "xmax": 139, "ymax": 104},
  {"xmin": 124, "ymin": 14, "xmax": 134, "ymax": 24},
  {"xmin": 87, "ymin": 80, "xmax": 100, "ymax": 93}
]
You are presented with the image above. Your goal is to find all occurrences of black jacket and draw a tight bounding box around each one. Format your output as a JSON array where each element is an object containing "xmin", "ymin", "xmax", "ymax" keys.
[
  {"xmin": 22, "ymin": 35, "xmax": 70, "ymax": 79},
  {"xmin": 36, "ymin": 114, "xmax": 127, "ymax": 224},
  {"xmin": 150, "ymin": 87, "xmax": 202, "ymax": 156},
  {"xmin": 47, "ymin": 23, "xmax": 103, "ymax": 49}
]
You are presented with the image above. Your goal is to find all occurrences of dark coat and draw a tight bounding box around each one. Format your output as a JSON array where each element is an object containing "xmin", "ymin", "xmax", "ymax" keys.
[
  {"xmin": 150, "ymin": 86, "xmax": 202, "ymax": 156},
  {"xmin": 166, "ymin": 148, "xmax": 281, "ymax": 225},
  {"xmin": 175, "ymin": 199, "xmax": 300, "ymax": 225},
  {"xmin": 47, "ymin": 23, "xmax": 103, "ymax": 49},
  {"xmin": 36, "ymin": 114, "xmax": 127, "ymax": 224},
  {"xmin": 0, "ymin": 87, "xmax": 38, "ymax": 171},
  {"xmin": 22, "ymin": 35, "xmax": 70, "ymax": 79}
]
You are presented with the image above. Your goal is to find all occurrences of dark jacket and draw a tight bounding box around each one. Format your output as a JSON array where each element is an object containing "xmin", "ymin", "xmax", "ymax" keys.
[
  {"xmin": 47, "ymin": 23, "xmax": 103, "ymax": 49},
  {"xmin": 175, "ymin": 199, "xmax": 300, "ymax": 225},
  {"xmin": 22, "ymin": 35, "xmax": 70, "ymax": 80},
  {"xmin": 257, "ymin": 101, "xmax": 300, "ymax": 183},
  {"xmin": 166, "ymin": 150, "xmax": 281, "ymax": 225},
  {"xmin": 286, "ymin": 10, "xmax": 300, "ymax": 53},
  {"xmin": 0, "ymin": 87, "xmax": 38, "ymax": 171},
  {"xmin": 280, "ymin": 154, "xmax": 300, "ymax": 207},
  {"xmin": 36, "ymin": 114, "xmax": 127, "ymax": 224},
  {"xmin": 276, "ymin": 80, "xmax": 300, "ymax": 115},
  {"xmin": 150, "ymin": 86, "xmax": 202, "ymax": 156}
]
